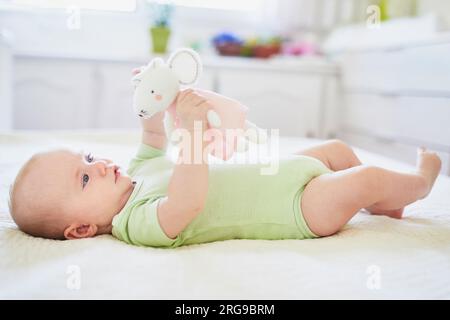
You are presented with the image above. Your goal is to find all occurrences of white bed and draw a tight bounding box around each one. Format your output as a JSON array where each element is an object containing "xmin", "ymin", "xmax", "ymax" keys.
[{"xmin": 1, "ymin": 130, "xmax": 449, "ymax": 299}]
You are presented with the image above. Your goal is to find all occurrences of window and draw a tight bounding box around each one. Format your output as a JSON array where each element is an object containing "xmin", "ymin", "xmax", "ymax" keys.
[
  {"xmin": 5, "ymin": 0, "xmax": 136, "ymax": 12},
  {"xmin": 170, "ymin": 0, "xmax": 265, "ymax": 12}
]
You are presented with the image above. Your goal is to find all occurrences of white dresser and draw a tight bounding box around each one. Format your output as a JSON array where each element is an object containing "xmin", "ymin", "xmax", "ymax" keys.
[
  {"xmin": 11, "ymin": 54, "xmax": 339, "ymax": 139},
  {"xmin": 334, "ymin": 34, "xmax": 450, "ymax": 175},
  {"xmin": 203, "ymin": 56, "xmax": 339, "ymax": 139}
]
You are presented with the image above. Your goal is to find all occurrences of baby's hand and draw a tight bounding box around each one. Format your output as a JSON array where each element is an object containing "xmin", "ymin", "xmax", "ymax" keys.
[{"xmin": 176, "ymin": 89, "xmax": 211, "ymax": 131}]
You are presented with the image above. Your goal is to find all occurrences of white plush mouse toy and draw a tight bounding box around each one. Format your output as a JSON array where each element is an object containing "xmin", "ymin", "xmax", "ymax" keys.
[{"xmin": 132, "ymin": 48, "xmax": 266, "ymax": 160}]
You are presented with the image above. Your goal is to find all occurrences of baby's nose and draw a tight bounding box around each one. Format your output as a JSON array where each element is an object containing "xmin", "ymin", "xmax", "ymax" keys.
[{"xmin": 94, "ymin": 160, "xmax": 109, "ymax": 175}]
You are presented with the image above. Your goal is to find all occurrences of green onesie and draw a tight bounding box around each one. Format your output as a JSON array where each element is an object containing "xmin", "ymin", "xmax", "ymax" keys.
[{"xmin": 112, "ymin": 143, "xmax": 332, "ymax": 248}]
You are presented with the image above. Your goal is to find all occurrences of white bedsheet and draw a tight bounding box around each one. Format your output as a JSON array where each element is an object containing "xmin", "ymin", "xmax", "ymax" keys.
[{"xmin": 1, "ymin": 130, "xmax": 449, "ymax": 299}]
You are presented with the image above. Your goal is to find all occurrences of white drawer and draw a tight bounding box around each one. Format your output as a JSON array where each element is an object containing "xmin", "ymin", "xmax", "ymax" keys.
[
  {"xmin": 339, "ymin": 51, "xmax": 399, "ymax": 93},
  {"xmin": 338, "ymin": 42, "xmax": 450, "ymax": 94},
  {"xmin": 396, "ymin": 97, "xmax": 450, "ymax": 148},
  {"xmin": 399, "ymin": 43, "xmax": 450, "ymax": 93},
  {"xmin": 14, "ymin": 58, "xmax": 95, "ymax": 129},
  {"xmin": 96, "ymin": 62, "xmax": 141, "ymax": 129},
  {"xmin": 218, "ymin": 70, "xmax": 322, "ymax": 137},
  {"xmin": 342, "ymin": 93, "xmax": 450, "ymax": 148},
  {"xmin": 338, "ymin": 130, "xmax": 450, "ymax": 176}
]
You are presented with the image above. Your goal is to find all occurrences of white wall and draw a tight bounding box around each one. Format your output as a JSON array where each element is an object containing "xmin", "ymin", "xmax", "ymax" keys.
[
  {"xmin": 1, "ymin": 1, "xmax": 449, "ymax": 60},
  {"xmin": 0, "ymin": 9, "xmax": 151, "ymax": 59},
  {"xmin": 0, "ymin": 1, "xmax": 268, "ymax": 59},
  {"xmin": 0, "ymin": 0, "xmax": 389, "ymax": 60}
]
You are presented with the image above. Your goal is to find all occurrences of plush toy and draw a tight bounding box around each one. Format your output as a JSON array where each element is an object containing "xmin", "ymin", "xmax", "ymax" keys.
[{"xmin": 132, "ymin": 48, "xmax": 266, "ymax": 160}]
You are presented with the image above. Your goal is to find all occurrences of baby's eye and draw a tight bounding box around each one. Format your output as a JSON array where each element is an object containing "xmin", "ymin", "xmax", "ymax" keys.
[
  {"xmin": 85, "ymin": 153, "xmax": 94, "ymax": 163},
  {"xmin": 82, "ymin": 174, "xmax": 89, "ymax": 188}
]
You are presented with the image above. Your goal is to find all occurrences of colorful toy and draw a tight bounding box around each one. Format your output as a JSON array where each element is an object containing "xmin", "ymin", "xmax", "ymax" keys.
[{"xmin": 132, "ymin": 48, "xmax": 266, "ymax": 160}]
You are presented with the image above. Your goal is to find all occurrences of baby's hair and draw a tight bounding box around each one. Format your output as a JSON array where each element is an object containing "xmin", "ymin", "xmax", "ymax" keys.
[{"xmin": 9, "ymin": 152, "xmax": 66, "ymax": 240}]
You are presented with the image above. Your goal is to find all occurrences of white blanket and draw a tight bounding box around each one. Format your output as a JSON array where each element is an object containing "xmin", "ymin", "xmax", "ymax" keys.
[{"xmin": 1, "ymin": 131, "xmax": 449, "ymax": 299}]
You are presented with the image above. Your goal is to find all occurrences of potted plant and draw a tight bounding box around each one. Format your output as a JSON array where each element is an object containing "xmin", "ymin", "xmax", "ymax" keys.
[
  {"xmin": 148, "ymin": 1, "xmax": 174, "ymax": 54},
  {"xmin": 378, "ymin": 0, "xmax": 417, "ymax": 21}
]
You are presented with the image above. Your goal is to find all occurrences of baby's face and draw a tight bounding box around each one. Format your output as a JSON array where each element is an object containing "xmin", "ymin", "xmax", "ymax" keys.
[{"xmin": 39, "ymin": 150, "xmax": 134, "ymax": 233}]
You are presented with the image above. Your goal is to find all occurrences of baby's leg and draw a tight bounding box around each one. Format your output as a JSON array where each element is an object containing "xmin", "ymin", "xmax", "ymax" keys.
[
  {"xmin": 294, "ymin": 139, "xmax": 362, "ymax": 171},
  {"xmin": 296, "ymin": 139, "xmax": 402, "ymax": 218},
  {"xmin": 301, "ymin": 149, "xmax": 441, "ymax": 237}
]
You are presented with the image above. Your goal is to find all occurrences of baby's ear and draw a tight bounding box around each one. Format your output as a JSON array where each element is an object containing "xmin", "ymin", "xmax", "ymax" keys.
[
  {"xmin": 64, "ymin": 223, "xmax": 97, "ymax": 240},
  {"xmin": 168, "ymin": 48, "xmax": 202, "ymax": 85}
]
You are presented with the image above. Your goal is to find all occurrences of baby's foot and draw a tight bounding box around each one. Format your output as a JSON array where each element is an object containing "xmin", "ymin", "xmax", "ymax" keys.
[
  {"xmin": 365, "ymin": 205, "xmax": 404, "ymax": 219},
  {"xmin": 416, "ymin": 147, "xmax": 442, "ymax": 199}
]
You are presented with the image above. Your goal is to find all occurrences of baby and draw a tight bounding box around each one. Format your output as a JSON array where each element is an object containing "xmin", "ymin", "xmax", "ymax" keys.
[{"xmin": 9, "ymin": 89, "xmax": 442, "ymax": 247}]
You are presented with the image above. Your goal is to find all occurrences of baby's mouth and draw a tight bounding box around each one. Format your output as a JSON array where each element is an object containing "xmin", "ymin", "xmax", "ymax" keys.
[{"xmin": 114, "ymin": 168, "xmax": 121, "ymax": 183}]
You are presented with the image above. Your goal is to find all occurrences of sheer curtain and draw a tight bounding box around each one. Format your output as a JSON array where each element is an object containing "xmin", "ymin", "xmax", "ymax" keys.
[{"xmin": 269, "ymin": 0, "xmax": 375, "ymax": 34}]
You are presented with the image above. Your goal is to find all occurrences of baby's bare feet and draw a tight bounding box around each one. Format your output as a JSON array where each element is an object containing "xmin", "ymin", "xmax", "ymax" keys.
[
  {"xmin": 417, "ymin": 147, "xmax": 442, "ymax": 199},
  {"xmin": 365, "ymin": 205, "xmax": 404, "ymax": 219},
  {"xmin": 365, "ymin": 148, "xmax": 441, "ymax": 219}
]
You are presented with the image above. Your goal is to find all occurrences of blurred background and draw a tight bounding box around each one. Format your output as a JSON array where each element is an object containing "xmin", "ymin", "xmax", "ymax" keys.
[{"xmin": 0, "ymin": 0, "xmax": 449, "ymax": 173}]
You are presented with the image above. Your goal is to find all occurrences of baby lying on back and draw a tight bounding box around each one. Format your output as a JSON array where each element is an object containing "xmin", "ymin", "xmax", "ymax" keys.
[{"xmin": 9, "ymin": 87, "xmax": 441, "ymax": 247}]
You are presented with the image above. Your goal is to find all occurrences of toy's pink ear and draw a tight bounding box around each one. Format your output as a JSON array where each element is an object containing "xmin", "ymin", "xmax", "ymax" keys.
[
  {"xmin": 168, "ymin": 48, "xmax": 202, "ymax": 85},
  {"xmin": 131, "ymin": 72, "xmax": 142, "ymax": 87}
]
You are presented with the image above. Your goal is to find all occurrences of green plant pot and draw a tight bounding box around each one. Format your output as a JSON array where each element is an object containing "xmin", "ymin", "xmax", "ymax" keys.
[
  {"xmin": 150, "ymin": 27, "xmax": 171, "ymax": 54},
  {"xmin": 379, "ymin": 0, "xmax": 417, "ymax": 21},
  {"xmin": 379, "ymin": 0, "xmax": 389, "ymax": 21}
]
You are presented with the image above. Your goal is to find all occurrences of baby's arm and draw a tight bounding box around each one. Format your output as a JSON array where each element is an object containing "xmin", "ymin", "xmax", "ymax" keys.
[
  {"xmin": 157, "ymin": 89, "xmax": 211, "ymax": 239},
  {"xmin": 140, "ymin": 111, "xmax": 167, "ymax": 150}
]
